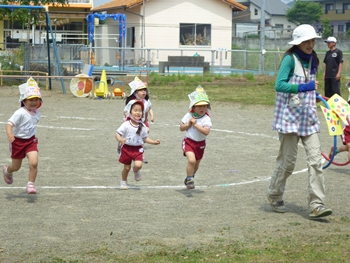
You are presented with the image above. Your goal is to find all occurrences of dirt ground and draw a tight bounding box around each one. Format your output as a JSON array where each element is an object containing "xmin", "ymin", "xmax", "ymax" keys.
[{"xmin": 1, "ymin": 81, "xmax": 350, "ymax": 262}]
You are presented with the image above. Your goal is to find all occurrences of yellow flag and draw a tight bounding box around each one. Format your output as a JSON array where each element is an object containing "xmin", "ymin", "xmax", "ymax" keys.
[
  {"xmin": 320, "ymin": 105, "xmax": 343, "ymax": 136},
  {"xmin": 327, "ymin": 94, "xmax": 350, "ymax": 125}
]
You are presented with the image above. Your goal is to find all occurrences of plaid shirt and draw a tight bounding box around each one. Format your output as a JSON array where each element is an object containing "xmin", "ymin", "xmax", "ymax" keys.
[{"xmin": 272, "ymin": 55, "xmax": 320, "ymax": 136}]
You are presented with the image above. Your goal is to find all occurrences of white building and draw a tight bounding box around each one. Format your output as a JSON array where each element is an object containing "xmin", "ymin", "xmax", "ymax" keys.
[{"xmin": 91, "ymin": 0, "xmax": 247, "ymax": 66}]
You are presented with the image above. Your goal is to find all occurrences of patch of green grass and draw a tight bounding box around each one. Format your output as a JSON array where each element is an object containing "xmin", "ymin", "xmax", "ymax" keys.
[
  {"xmin": 39, "ymin": 233, "xmax": 350, "ymax": 262},
  {"xmin": 148, "ymin": 73, "xmax": 350, "ymax": 107},
  {"xmin": 341, "ymin": 216, "xmax": 350, "ymax": 222},
  {"xmin": 149, "ymin": 73, "xmax": 277, "ymax": 105}
]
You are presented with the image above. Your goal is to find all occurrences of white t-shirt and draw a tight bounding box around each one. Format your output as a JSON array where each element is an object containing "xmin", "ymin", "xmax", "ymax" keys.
[
  {"xmin": 8, "ymin": 107, "xmax": 41, "ymax": 139},
  {"xmin": 144, "ymin": 99, "xmax": 152, "ymax": 114},
  {"xmin": 116, "ymin": 120, "xmax": 148, "ymax": 146},
  {"xmin": 181, "ymin": 112, "xmax": 212, "ymax": 142}
]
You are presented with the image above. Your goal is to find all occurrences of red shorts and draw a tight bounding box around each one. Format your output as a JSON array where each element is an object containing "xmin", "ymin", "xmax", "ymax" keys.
[
  {"xmin": 119, "ymin": 144, "xmax": 144, "ymax": 165},
  {"xmin": 10, "ymin": 136, "xmax": 38, "ymax": 159},
  {"xmin": 182, "ymin": 137, "xmax": 206, "ymax": 160},
  {"xmin": 342, "ymin": 126, "xmax": 350, "ymax": 144}
]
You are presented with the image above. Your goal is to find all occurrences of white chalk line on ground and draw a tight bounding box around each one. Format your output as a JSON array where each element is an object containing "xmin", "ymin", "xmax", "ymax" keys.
[
  {"xmin": 56, "ymin": 116, "xmax": 99, "ymax": 121},
  {"xmin": 0, "ymin": 121, "xmax": 94, "ymax": 131},
  {"xmin": 0, "ymin": 176, "xmax": 271, "ymax": 190},
  {"xmin": 0, "ymin": 117, "xmax": 309, "ymax": 190},
  {"xmin": 0, "ymin": 170, "xmax": 309, "ymax": 191}
]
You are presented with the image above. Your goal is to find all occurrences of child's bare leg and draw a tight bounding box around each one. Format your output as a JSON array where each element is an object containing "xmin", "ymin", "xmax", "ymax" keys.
[
  {"xmin": 6, "ymin": 159, "xmax": 23, "ymax": 174},
  {"xmin": 194, "ymin": 160, "xmax": 201, "ymax": 175},
  {"xmin": 185, "ymin": 151, "xmax": 196, "ymax": 176},
  {"xmin": 133, "ymin": 160, "xmax": 143, "ymax": 181},
  {"xmin": 346, "ymin": 143, "xmax": 350, "ymax": 160},
  {"xmin": 122, "ymin": 164, "xmax": 131, "ymax": 181},
  {"xmin": 133, "ymin": 160, "xmax": 142, "ymax": 172},
  {"xmin": 184, "ymin": 152, "xmax": 196, "ymax": 189},
  {"xmin": 26, "ymin": 151, "xmax": 38, "ymax": 183}
]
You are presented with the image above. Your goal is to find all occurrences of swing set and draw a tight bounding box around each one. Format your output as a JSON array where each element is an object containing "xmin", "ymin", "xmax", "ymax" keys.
[{"xmin": 0, "ymin": 4, "xmax": 66, "ymax": 93}]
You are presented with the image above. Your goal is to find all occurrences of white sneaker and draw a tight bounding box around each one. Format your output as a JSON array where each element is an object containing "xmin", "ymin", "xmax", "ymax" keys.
[
  {"xmin": 120, "ymin": 180, "xmax": 128, "ymax": 190},
  {"xmin": 134, "ymin": 169, "xmax": 142, "ymax": 181}
]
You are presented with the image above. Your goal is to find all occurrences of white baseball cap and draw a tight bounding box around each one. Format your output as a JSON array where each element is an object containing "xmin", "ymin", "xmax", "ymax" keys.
[
  {"xmin": 288, "ymin": 24, "xmax": 321, "ymax": 45},
  {"xmin": 325, "ymin": 36, "xmax": 337, "ymax": 43}
]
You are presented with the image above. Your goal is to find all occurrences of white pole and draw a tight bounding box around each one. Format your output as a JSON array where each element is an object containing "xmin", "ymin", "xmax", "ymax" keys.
[
  {"xmin": 259, "ymin": 0, "xmax": 265, "ymax": 74},
  {"xmin": 142, "ymin": 0, "xmax": 146, "ymax": 60}
]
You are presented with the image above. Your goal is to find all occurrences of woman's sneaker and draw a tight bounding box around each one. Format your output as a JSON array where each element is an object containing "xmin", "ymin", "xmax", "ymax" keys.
[
  {"xmin": 3, "ymin": 166, "xmax": 13, "ymax": 185},
  {"xmin": 120, "ymin": 180, "xmax": 128, "ymax": 190},
  {"xmin": 184, "ymin": 176, "xmax": 195, "ymax": 189},
  {"xmin": 309, "ymin": 206, "xmax": 332, "ymax": 219},
  {"xmin": 267, "ymin": 195, "xmax": 287, "ymax": 213}
]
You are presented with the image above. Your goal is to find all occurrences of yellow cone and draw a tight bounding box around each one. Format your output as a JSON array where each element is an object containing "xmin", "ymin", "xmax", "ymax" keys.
[{"xmin": 99, "ymin": 69, "xmax": 107, "ymax": 93}]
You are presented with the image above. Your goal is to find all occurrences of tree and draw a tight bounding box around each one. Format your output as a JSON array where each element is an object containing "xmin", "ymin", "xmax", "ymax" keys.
[
  {"xmin": 321, "ymin": 19, "xmax": 332, "ymax": 38},
  {"xmin": 286, "ymin": 0, "xmax": 323, "ymax": 25},
  {"xmin": 0, "ymin": 0, "xmax": 67, "ymax": 25}
]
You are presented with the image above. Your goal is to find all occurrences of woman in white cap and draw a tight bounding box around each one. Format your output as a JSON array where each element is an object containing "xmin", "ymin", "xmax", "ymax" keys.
[
  {"xmin": 267, "ymin": 24, "xmax": 332, "ymax": 219},
  {"xmin": 3, "ymin": 78, "xmax": 43, "ymax": 194}
]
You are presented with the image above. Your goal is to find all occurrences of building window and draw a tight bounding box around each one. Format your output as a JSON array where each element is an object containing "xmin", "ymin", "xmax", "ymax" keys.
[
  {"xmin": 254, "ymin": 8, "xmax": 258, "ymax": 15},
  {"xmin": 179, "ymin": 23, "xmax": 211, "ymax": 46},
  {"xmin": 338, "ymin": 25, "xmax": 344, "ymax": 32},
  {"xmin": 325, "ymin": 4, "xmax": 333, "ymax": 14},
  {"xmin": 4, "ymin": 20, "xmax": 24, "ymax": 30},
  {"xmin": 344, "ymin": 3, "xmax": 350, "ymax": 10}
]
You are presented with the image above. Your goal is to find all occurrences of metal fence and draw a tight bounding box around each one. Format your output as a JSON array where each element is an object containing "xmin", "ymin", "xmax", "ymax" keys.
[{"xmin": 1, "ymin": 43, "xmax": 350, "ymax": 78}]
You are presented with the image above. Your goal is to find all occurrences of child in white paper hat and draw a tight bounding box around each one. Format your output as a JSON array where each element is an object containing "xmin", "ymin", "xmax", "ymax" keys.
[
  {"xmin": 3, "ymin": 77, "xmax": 43, "ymax": 194},
  {"xmin": 180, "ymin": 85, "xmax": 212, "ymax": 189},
  {"xmin": 124, "ymin": 76, "xmax": 154, "ymax": 163},
  {"xmin": 124, "ymin": 76, "xmax": 154, "ymax": 130}
]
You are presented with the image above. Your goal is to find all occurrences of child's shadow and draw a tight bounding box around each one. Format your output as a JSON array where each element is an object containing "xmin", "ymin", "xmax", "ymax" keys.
[
  {"xmin": 176, "ymin": 188, "xmax": 205, "ymax": 198},
  {"xmin": 6, "ymin": 192, "xmax": 37, "ymax": 203}
]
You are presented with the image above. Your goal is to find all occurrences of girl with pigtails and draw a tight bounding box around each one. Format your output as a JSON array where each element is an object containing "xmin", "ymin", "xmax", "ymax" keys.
[{"xmin": 116, "ymin": 100, "xmax": 160, "ymax": 190}]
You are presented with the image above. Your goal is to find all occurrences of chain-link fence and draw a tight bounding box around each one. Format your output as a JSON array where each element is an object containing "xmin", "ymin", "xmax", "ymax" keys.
[{"xmin": 1, "ymin": 43, "xmax": 350, "ymax": 78}]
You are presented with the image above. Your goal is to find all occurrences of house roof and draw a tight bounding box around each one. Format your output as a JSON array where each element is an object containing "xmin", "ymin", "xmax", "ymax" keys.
[
  {"xmin": 250, "ymin": 0, "xmax": 289, "ymax": 15},
  {"xmin": 92, "ymin": 0, "xmax": 247, "ymax": 12}
]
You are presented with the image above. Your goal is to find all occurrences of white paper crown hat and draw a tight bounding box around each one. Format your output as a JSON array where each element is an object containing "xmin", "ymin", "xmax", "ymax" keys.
[
  {"xmin": 188, "ymin": 85, "xmax": 211, "ymax": 110},
  {"xmin": 19, "ymin": 77, "xmax": 42, "ymax": 107},
  {"xmin": 128, "ymin": 76, "xmax": 148, "ymax": 96}
]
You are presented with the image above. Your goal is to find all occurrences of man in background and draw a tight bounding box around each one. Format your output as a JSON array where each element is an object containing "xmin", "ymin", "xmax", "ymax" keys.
[{"xmin": 323, "ymin": 36, "xmax": 343, "ymax": 98}]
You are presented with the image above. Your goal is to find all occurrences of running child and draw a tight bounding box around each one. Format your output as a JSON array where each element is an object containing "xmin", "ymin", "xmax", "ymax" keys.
[
  {"xmin": 116, "ymin": 99, "xmax": 160, "ymax": 190},
  {"xmin": 180, "ymin": 86, "xmax": 212, "ymax": 189},
  {"xmin": 124, "ymin": 76, "xmax": 154, "ymax": 163},
  {"xmin": 3, "ymin": 77, "xmax": 43, "ymax": 194},
  {"xmin": 124, "ymin": 76, "xmax": 154, "ymax": 132}
]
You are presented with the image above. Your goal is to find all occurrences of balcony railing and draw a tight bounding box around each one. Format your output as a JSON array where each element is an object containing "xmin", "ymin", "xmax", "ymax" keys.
[
  {"xmin": 68, "ymin": 0, "xmax": 90, "ymax": 3},
  {"xmin": 336, "ymin": 9, "xmax": 345, "ymax": 14}
]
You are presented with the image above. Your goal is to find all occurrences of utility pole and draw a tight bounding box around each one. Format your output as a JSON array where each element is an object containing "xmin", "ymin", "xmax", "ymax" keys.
[{"xmin": 259, "ymin": 0, "xmax": 265, "ymax": 74}]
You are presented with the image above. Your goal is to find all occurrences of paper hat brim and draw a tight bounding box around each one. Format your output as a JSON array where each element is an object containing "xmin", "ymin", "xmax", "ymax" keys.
[
  {"xmin": 194, "ymin": 101, "xmax": 209, "ymax": 106},
  {"xmin": 26, "ymin": 95, "xmax": 41, "ymax": 100}
]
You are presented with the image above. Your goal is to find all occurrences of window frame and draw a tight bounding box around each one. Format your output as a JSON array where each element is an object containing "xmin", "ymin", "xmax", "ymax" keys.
[{"xmin": 179, "ymin": 23, "xmax": 211, "ymax": 46}]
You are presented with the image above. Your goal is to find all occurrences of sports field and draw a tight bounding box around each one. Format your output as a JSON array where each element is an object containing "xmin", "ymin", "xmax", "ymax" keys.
[{"xmin": 1, "ymin": 84, "xmax": 350, "ymax": 262}]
